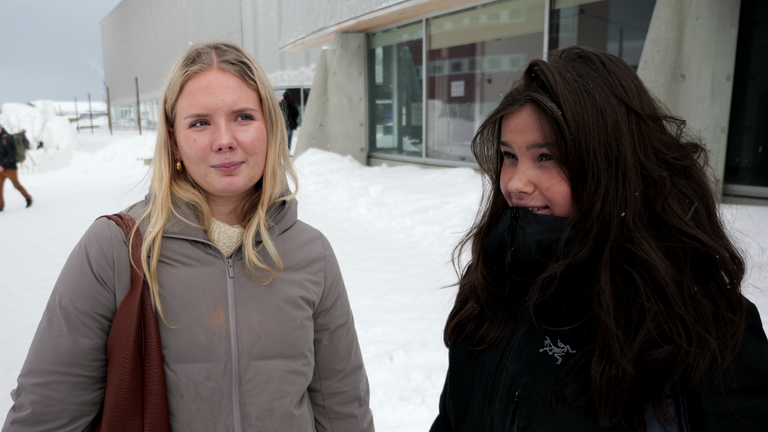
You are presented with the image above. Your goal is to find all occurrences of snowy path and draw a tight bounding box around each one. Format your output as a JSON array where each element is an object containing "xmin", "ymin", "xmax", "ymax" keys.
[{"xmin": 1, "ymin": 130, "xmax": 766, "ymax": 430}]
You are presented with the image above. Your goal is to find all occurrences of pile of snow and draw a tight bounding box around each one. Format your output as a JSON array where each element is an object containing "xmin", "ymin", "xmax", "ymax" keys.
[
  {"xmin": 0, "ymin": 132, "xmax": 766, "ymax": 430},
  {"xmin": 268, "ymin": 65, "xmax": 316, "ymax": 87},
  {"xmin": 1, "ymin": 102, "xmax": 78, "ymax": 151}
]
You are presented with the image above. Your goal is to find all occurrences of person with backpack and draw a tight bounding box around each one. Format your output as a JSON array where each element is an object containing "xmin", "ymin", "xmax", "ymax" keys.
[
  {"xmin": 12, "ymin": 129, "xmax": 32, "ymax": 160},
  {"xmin": 0, "ymin": 124, "xmax": 33, "ymax": 211}
]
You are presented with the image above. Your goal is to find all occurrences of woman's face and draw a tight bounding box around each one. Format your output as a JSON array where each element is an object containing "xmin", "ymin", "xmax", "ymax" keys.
[
  {"xmin": 499, "ymin": 105, "xmax": 574, "ymax": 217},
  {"xmin": 171, "ymin": 68, "xmax": 268, "ymax": 215}
]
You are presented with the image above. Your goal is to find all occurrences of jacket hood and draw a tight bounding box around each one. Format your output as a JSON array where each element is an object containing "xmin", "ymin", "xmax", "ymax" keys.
[{"xmin": 125, "ymin": 190, "xmax": 298, "ymax": 244}]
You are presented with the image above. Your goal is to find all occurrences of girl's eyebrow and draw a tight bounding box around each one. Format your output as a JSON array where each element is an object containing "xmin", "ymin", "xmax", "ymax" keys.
[
  {"xmin": 526, "ymin": 142, "xmax": 548, "ymax": 151},
  {"xmin": 500, "ymin": 141, "xmax": 549, "ymax": 150}
]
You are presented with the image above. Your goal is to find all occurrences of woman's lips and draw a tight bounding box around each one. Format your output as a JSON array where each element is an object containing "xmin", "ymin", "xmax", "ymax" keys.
[{"xmin": 212, "ymin": 161, "xmax": 244, "ymax": 173}]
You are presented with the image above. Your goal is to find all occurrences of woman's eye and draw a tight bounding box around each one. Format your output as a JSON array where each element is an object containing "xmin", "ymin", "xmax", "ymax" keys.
[
  {"xmin": 539, "ymin": 153, "xmax": 554, "ymax": 162},
  {"xmin": 191, "ymin": 120, "xmax": 209, "ymax": 127},
  {"xmin": 237, "ymin": 114, "xmax": 254, "ymax": 121},
  {"xmin": 501, "ymin": 151, "xmax": 516, "ymax": 160}
]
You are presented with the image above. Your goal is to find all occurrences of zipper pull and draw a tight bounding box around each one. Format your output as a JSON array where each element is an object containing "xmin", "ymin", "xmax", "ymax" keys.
[
  {"xmin": 226, "ymin": 258, "xmax": 234, "ymax": 278},
  {"xmin": 506, "ymin": 206, "xmax": 522, "ymax": 266},
  {"xmin": 506, "ymin": 391, "xmax": 520, "ymax": 428}
]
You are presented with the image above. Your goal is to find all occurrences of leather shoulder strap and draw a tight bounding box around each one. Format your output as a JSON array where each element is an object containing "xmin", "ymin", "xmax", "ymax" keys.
[{"xmin": 94, "ymin": 213, "xmax": 170, "ymax": 432}]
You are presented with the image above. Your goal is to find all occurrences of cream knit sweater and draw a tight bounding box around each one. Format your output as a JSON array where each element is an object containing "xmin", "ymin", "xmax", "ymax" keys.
[{"xmin": 210, "ymin": 218, "xmax": 245, "ymax": 257}]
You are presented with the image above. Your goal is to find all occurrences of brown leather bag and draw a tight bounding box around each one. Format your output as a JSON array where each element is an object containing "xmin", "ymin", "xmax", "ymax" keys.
[{"xmin": 94, "ymin": 213, "xmax": 170, "ymax": 432}]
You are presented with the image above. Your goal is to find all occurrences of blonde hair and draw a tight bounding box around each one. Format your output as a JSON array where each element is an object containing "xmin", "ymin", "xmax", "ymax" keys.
[{"xmin": 135, "ymin": 41, "xmax": 297, "ymax": 321}]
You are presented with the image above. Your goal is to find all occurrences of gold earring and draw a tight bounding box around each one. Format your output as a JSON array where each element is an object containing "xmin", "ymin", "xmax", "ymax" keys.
[{"xmin": 176, "ymin": 160, "xmax": 185, "ymax": 174}]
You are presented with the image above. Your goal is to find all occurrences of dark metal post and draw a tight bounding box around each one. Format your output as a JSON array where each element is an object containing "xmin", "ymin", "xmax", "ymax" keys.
[
  {"xmin": 106, "ymin": 87, "xmax": 113, "ymax": 135},
  {"xmin": 88, "ymin": 93, "xmax": 94, "ymax": 134},
  {"xmin": 618, "ymin": 27, "xmax": 624, "ymax": 59},
  {"xmin": 135, "ymin": 77, "xmax": 142, "ymax": 135},
  {"xmin": 74, "ymin": 97, "xmax": 80, "ymax": 133}
]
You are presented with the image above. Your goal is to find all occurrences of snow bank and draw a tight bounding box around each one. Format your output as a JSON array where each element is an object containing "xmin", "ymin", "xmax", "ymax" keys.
[
  {"xmin": 41, "ymin": 116, "xmax": 78, "ymax": 151},
  {"xmin": 1, "ymin": 102, "xmax": 78, "ymax": 151},
  {"xmin": 18, "ymin": 149, "xmax": 72, "ymax": 175},
  {"xmin": 1, "ymin": 103, "xmax": 45, "ymax": 146},
  {"xmin": 268, "ymin": 65, "xmax": 316, "ymax": 87}
]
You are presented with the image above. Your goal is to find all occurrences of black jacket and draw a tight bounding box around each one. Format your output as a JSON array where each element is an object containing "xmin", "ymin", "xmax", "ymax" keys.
[
  {"xmin": 280, "ymin": 99, "xmax": 299, "ymax": 130},
  {"xmin": 0, "ymin": 130, "xmax": 17, "ymax": 170},
  {"xmin": 431, "ymin": 207, "xmax": 768, "ymax": 431}
]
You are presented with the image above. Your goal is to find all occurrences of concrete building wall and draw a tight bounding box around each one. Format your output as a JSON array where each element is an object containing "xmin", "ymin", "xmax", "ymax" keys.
[
  {"xmin": 278, "ymin": 0, "xmax": 403, "ymax": 46},
  {"xmin": 101, "ymin": 0, "xmax": 243, "ymax": 106},
  {"xmin": 294, "ymin": 34, "xmax": 368, "ymax": 164},
  {"xmin": 637, "ymin": 0, "xmax": 742, "ymax": 190},
  {"xmin": 251, "ymin": 0, "xmax": 321, "ymax": 87},
  {"xmin": 101, "ymin": 0, "xmax": 321, "ymax": 108}
]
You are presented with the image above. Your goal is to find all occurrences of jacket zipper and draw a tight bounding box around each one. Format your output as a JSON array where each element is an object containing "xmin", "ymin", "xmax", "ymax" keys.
[
  {"xmin": 225, "ymin": 257, "xmax": 243, "ymax": 432},
  {"xmin": 488, "ymin": 206, "xmax": 526, "ymax": 431},
  {"xmin": 161, "ymin": 233, "xmax": 245, "ymax": 430},
  {"xmin": 486, "ymin": 313, "xmax": 531, "ymax": 431},
  {"xmin": 505, "ymin": 391, "xmax": 520, "ymax": 431}
]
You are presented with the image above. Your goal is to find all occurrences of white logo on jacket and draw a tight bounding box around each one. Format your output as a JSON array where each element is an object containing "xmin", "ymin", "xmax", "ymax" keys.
[{"xmin": 539, "ymin": 336, "xmax": 576, "ymax": 364}]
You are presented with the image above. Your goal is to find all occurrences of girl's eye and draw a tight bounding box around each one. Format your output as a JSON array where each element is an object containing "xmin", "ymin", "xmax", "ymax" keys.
[
  {"xmin": 501, "ymin": 150, "xmax": 517, "ymax": 160},
  {"xmin": 539, "ymin": 153, "xmax": 554, "ymax": 162},
  {"xmin": 191, "ymin": 120, "xmax": 209, "ymax": 127},
  {"xmin": 237, "ymin": 114, "xmax": 254, "ymax": 121}
]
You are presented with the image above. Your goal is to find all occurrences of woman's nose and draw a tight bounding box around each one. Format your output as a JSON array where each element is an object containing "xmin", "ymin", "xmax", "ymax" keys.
[{"xmin": 213, "ymin": 124, "xmax": 236, "ymax": 152}]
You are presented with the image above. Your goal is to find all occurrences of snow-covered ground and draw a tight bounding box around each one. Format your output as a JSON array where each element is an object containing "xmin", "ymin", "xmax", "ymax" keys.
[{"xmin": 1, "ymin": 130, "xmax": 767, "ymax": 429}]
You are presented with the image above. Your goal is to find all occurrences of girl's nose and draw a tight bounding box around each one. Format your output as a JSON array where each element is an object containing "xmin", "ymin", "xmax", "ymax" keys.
[{"xmin": 506, "ymin": 164, "xmax": 534, "ymax": 195}]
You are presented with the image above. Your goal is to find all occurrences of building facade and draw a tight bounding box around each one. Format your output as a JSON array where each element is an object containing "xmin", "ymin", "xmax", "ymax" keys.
[
  {"xmin": 100, "ymin": 0, "xmax": 318, "ymax": 129},
  {"xmin": 101, "ymin": 0, "xmax": 767, "ymax": 201}
]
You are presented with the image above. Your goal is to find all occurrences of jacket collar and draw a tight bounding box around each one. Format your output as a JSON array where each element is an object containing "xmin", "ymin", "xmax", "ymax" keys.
[
  {"xmin": 127, "ymin": 191, "xmax": 298, "ymax": 244},
  {"xmin": 484, "ymin": 206, "xmax": 575, "ymax": 281}
]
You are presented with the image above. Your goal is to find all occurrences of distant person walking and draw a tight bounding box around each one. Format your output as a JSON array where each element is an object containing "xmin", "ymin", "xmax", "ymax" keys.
[
  {"xmin": 280, "ymin": 91, "xmax": 299, "ymax": 150},
  {"xmin": 0, "ymin": 125, "xmax": 33, "ymax": 211}
]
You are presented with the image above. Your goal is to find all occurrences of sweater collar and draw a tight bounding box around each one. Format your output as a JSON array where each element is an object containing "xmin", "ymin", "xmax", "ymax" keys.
[{"xmin": 128, "ymin": 191, "xmax": 298, "ymax": 244}]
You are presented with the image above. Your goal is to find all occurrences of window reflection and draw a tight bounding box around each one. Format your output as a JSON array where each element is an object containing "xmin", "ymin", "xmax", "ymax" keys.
[
  {"xmin": 368, "ymin": 23, "xmax": 424, "ymax": 157},
  {"xmin": 549, "ymin": 0, "xmax": 655, "ymax": 69},
  {"xmin": 426, "ymin": 0, "xmax": 545, "ymax": 162}
]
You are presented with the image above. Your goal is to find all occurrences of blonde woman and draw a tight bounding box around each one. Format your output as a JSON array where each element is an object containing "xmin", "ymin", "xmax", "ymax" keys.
[{"xmin": 3, "ymin": 42, "xmax": 374, "ymax": 431}]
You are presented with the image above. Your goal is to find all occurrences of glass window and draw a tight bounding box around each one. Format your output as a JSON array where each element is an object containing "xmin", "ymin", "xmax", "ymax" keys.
[
  {"xmin": 426, "ymin": 0, "xmax": 546, "ymax": 162},
  {"xmin": 368, "ymin": 22, "xmax": 424, "ymax": 157},
  {"xmin": 725, "ymin": 0, "xmax": 768, "ymax": 193},
  {"xmin": 549, "ymin": 0, "xmax": 656, "ymax": 69}
]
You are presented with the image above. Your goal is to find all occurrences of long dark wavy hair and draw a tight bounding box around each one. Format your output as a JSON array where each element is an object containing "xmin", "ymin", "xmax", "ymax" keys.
[{"xmin": 444, "ymin": 46, "xmax": 746, "ymax": 428}]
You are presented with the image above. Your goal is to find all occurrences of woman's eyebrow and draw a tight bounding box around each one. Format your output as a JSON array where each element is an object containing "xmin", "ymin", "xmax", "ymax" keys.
[
  {"xmin": 182, "ymin": 112, "xmax": 209, "ymax": 120},
  {"xmin": 230, "ymin": 107, "xmax": 259, "ymax": 114}
]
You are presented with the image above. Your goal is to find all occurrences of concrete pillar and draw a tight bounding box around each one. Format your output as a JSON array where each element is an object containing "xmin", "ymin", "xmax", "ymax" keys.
[
  {"xmin": 241, "ymin": 0, "xmax": 255, "ymax": 57},
  {"xmin": 293, "ymin": 33, "xmax": 367, "ymax": 165},
  {"xmin": 637, "ymin": 0, "xmax": 741, "ymax": 192}
]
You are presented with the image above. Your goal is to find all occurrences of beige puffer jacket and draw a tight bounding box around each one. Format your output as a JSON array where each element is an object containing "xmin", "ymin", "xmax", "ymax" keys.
[{"xmin": 3, "ymin": 196, "xmax": 374, "ymax": 431}]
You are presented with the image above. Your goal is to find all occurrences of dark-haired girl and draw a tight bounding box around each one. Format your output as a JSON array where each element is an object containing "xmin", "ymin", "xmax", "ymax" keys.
[{"xmin": 430, "ymin": 46, "xmax": 768, "ymax": 431}]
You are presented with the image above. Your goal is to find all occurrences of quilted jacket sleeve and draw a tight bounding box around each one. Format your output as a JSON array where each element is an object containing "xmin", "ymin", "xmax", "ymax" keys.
[
  {"xmin": 2, "ymin": 218, "xmax": 131, "ymax": 431},
  {"xmin": 308, "ymin": 234, "xmax": 375, "ymax": 432}
]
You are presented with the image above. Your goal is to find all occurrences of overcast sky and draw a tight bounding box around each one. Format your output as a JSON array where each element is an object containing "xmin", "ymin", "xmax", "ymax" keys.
[{"xmin": 0, "ymin": 0, "xmax": 123, "ymax": 105}]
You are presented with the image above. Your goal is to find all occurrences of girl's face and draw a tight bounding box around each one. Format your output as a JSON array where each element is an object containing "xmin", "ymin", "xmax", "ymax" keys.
[
  {"xmin": 499, "ymin": 105, "xmax": 574, "ymax": 217},
  {"xmin": 170, "ymin": 68, "xmax": 268, "ymax": 214}
]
